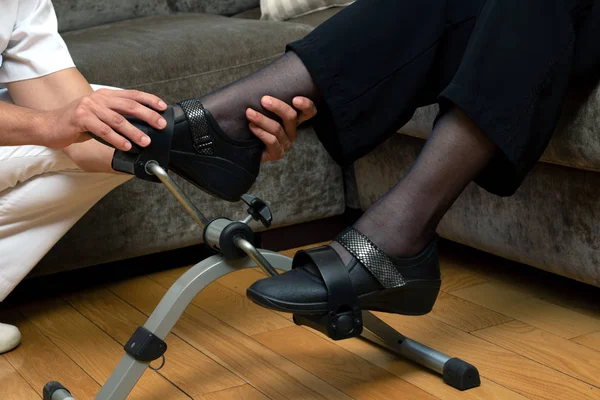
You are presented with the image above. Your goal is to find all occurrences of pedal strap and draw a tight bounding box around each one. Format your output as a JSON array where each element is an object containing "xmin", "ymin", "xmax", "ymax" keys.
[
  {"xmin": 293, "ymin": 246, "xmax": 359, "ymax": 315},
  {"xmin": 336, "ymin": 227, "xmax": 405, "ymax": 289}
]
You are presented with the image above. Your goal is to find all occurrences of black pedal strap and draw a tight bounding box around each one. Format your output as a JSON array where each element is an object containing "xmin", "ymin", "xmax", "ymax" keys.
[{"xmin": 293, "ymin": 246, "xmax": 359, "ymax": 314}]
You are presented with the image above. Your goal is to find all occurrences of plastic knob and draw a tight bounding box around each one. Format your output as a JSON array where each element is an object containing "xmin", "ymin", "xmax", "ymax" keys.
[{"xmin": 241, "ymin": 194, "xmax": 273, "ymax": 228}]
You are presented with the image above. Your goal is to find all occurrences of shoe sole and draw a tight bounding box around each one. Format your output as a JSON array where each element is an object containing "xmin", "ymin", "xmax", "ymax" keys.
[
  {"xmin": 170, "ymin": 151, "xmax": 257, "ymax": 202},
  {"xmin": 247, "ymin": 279, "xmax": 441, "ymax": 316}
]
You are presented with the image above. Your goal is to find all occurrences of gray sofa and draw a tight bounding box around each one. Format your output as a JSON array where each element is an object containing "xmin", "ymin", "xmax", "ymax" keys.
[{"xmin": 35, "ymin": 1, "xmax": 599, "ymax": 289}]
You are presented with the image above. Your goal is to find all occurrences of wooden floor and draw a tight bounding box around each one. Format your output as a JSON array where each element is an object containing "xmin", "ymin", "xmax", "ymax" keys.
[{"xmin": 1, "ymin": 242, "xmax": 599, "ymax": 400}]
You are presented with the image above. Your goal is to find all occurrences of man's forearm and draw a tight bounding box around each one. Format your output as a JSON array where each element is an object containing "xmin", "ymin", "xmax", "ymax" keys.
[
  {"xmin": 0, "ymin": 102, "xmax": 48, "ymax": 146},
  {"xmin": 6, "ymin": 68, "xmax": 117, "ymax": 173}
]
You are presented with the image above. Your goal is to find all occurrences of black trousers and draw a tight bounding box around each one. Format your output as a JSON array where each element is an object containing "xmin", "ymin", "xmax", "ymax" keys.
[{"xmin": 288, "ymin": 0, "xmax": 600, "ymax": 196}]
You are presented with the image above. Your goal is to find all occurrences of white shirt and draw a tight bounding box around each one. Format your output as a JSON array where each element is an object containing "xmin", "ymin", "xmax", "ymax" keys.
[{"xmin": 0, "ymin": 0, "xmax": 74, "ymax": 85}]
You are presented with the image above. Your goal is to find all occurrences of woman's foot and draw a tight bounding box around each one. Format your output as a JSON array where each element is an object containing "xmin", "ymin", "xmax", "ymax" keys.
[
  {"xmin": 0, "ymin": 322, "xmax": 21, "ymax": 354},
  {"xmin": 168, "ymin": 100, "xmax": 265, "ymax": 201},
  {"xmin": 247, "ymin": 227, "xmax": 441, "ymax": 315}
]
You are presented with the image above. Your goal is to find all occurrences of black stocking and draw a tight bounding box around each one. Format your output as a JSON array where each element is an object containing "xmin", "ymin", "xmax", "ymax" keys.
[
  {"xmin": 199, "ymin": 51, "xmax": 320, "ymax": 141},
  {"xmin": 331, "ymin": 107, "xmax": 497, "ymax": 264}
]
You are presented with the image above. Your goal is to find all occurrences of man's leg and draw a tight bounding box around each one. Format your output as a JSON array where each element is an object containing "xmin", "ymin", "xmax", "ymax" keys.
[{"xmin": 0, "ymin": 87, "xmax": 131, "ymax": 353}]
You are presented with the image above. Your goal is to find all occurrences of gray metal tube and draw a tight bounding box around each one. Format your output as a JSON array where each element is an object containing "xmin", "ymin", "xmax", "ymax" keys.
[
  {"xmin": 234, "ymin": 237, "xmax": 279, "ymax": 277},
  {"xmin": 203, "ymin": 218, "xmax": 231, "ymax": 248},
  {"xmin": 397, "ymin": 338, "xmax": 450, "ymax": 374},
  {"xmin": 145, "ymin": 161, "xmax": 207, "ymax": 228},
  {"xmin": 52, "ymin": 389, "xmax": 75, "ymax": 400},
  {"xmin": 95, "ymin": 251, "xmax": 292, "ymax": 400},
  {"xmin": 361, "ymin": 311, "xmax": 450, "ymax": 374}
]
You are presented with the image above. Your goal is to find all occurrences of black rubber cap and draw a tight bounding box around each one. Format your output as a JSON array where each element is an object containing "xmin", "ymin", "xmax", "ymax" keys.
[
  {"xmin": 219, "ymin": 221, "xmax": 254, "ymax": 260},
  {"xmin": 43, "ymin": 381, "xmax": 70, "ymax": 400},
  {"xmin": 442, "ymin": 358, "xmax": 480, "ymax": 390}
]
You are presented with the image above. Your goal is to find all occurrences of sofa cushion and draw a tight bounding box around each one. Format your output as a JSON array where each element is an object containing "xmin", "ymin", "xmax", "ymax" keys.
[
  {"xmin": 54, "ymin": 0, "xmax": 261, "ymax": 32},
  {"xmin": 400, "ymin": 83, "xmax": 600, "ymax": 174},
  {"xmin": 53, "ymin": 0, "xmax": 172, "ymax": 33},
  {"xmin": 287, "ymin": 6, "xmax": 343, "ymax": 26},
  {"xmin": 171, "ymin": 0, "xmax": 260, "ymax": 16},
  {"xmin": 234, "ymin": 6, "xmax": 342, "ymax": 27},
  {"xmin": 62, "ymin": 13, "xmax": 313, "ymax": 103}
]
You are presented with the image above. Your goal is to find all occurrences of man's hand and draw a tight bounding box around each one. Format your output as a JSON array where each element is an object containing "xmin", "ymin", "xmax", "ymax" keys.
[
  {"xmin": 246, "ymin": 96, "xmax": 317, "ymax": 162},
  {"xmin": 39, "ymin": 88, "xmax": 168, "ymax": 151}
]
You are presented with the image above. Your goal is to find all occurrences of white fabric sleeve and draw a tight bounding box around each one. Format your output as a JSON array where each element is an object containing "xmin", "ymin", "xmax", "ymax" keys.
[{"xmin": 0, "ymin": 0, "xmax": 75, "ymax": 83}]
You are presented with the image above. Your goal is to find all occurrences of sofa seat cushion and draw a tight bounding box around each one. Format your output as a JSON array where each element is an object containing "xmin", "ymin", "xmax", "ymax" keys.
[
  {"xmin": 62, "ymin": 13, "xmax": 313, "ymax": 102},
  {"xmin": 54, "ymin": 0, "xmax": 172, "ymax": 32},
  {"xmin": 234, "ymin": 6, "xmax": 342, "ymax": 27},
  {"xmin": 400, "ymin": 83, "xmax": 600, "ymax": 173}
]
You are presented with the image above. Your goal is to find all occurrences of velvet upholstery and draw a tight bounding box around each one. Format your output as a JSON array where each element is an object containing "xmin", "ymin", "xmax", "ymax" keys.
[
  {"xmin": 62, "ymin": 14, "xmax": 313, "ymax": 102},
  {"xmin": 400, "ymin": 83, "xmax": 600, "ymax": 174},
  {"xmin": 172, "ymin": 0, "xmax": 260, "ymax": 16},
  {"xmin": 354, "ymin": 134, "xmax": 600, "ymax": 287},
  {"xmin": 54, "ymin": 0, "xmax": 260, "ymax": 32}
]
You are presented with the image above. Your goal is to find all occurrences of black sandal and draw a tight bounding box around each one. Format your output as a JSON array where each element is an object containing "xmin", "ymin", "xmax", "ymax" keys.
[
  {"xmin": 109, "ymin": 99, "xmax": 264, "ymax": 202},
  {"xmin": 247, "ymin": 227, "xmax": 441, "ymax": 316}
]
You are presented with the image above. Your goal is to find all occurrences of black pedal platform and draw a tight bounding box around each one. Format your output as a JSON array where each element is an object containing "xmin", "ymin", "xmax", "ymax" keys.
[
  {"xmin": 110, "ymin": 107, "xmax": 175, "ymax": 183},
  {"xmin": 293, "ymin": 310, "xmax": 363, "ymax": 341}
]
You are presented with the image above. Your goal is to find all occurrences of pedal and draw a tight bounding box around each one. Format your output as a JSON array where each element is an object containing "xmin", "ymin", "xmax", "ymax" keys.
[
  {"xmin": 293, "ymin": 310, "xmax": 363, "ymax": 341},
  {"xmin": 109, "ymin": 108, "xmax": 175, "ymax": 183}
]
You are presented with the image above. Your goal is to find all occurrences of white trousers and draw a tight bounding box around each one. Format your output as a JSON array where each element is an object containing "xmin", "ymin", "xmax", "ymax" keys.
[{"xmin": 0, "ymin": 85, "xmax": 132, "ymax": 301}]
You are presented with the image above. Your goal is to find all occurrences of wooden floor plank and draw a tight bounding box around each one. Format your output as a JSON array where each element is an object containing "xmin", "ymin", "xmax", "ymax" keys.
[
  {"xmin": 373, "ymin": 312, "xmax": 598, "ymax": 400},
  {"xmin": 472, "ymin": 320, "xmax": 600, "ymax": 388},
  {"xmin": 4, "ymin": 242, "xmax": 599, "ymax": 400},
  {"xmin": 216, "ymin": 269, "xmax": 266, "ymax": 297},
  {"xmin": 215, "ymin": 269, "xmax": 292, "ymax": 321},
  {"xmin": 439, "ymin": 245, "xmax": 600, "ymax": 320},
  {"xmin": 147, "ymin": 269, "xmax": 293, "ymax": 336},
  {"xmin": 66, "ymin": 287, "xmax": 244, "ymax": 397},
  {"xmin": 438, "ymin": 260, "xmax": 489, "ymax": 293},
  {"xmin": 255, "ymin": 326, "xmax": 439, "ymax": 400},
  {"xmin": 330, "ymin": 331, "xmax": 528, "ymax": 400},
  {"xmin": 204, "ymin": 385, "xmax": 269, "ymax": 400},
  {"xmin": 572, "ymin": 331, "xmax": 600, "ymax": 352},
  {"xmin": 1, "ymin": 311, "xmax": 99, "ymax": 400},
  {"xmin": 0, "ymin": 355, "xmax": 41, "ymax": 400},
  {"xmin": 428, "ymin": 291, "xmax": 513, "ymax": 332},
  {"xmin": 110, "ymin": 275, "xmax": 351, "ymax": 400},
  {"xmin": 19, "ymin": 299, "xmax": 190, "ymax": 400},
  {"xmin": 450, "ymin": 282, "xmax": 600, "ymax": 338}
]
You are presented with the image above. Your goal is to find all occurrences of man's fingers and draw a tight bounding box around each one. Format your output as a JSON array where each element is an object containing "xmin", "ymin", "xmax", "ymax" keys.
[
  {"xmin": 108, "ymin": 97, "xmax": 167, "ymax": 131},
  {"xmin": 293, "ymin": 96, "xmax": 317, "ymax": 125},
  {"xmin": 93, "ymin": 106, "xmax": 151, "ymax": 148},
  {"xmin": 97, "ymin": 88, "xmax": 168, "ymax": 112},
  {"xmin": 83, "ymin": 117, "xmax": 132, "ymax": 151},
  {"xmin": 249, "ymin": 123, "xmax": 285, "ymax": 161},
  {"xmin": 261, "ymin": 96, "xmax": 298, "ymax": 142},
  {"xmin": 246, "ymin": 108, "xmax": 292, "ymax": 151}
]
